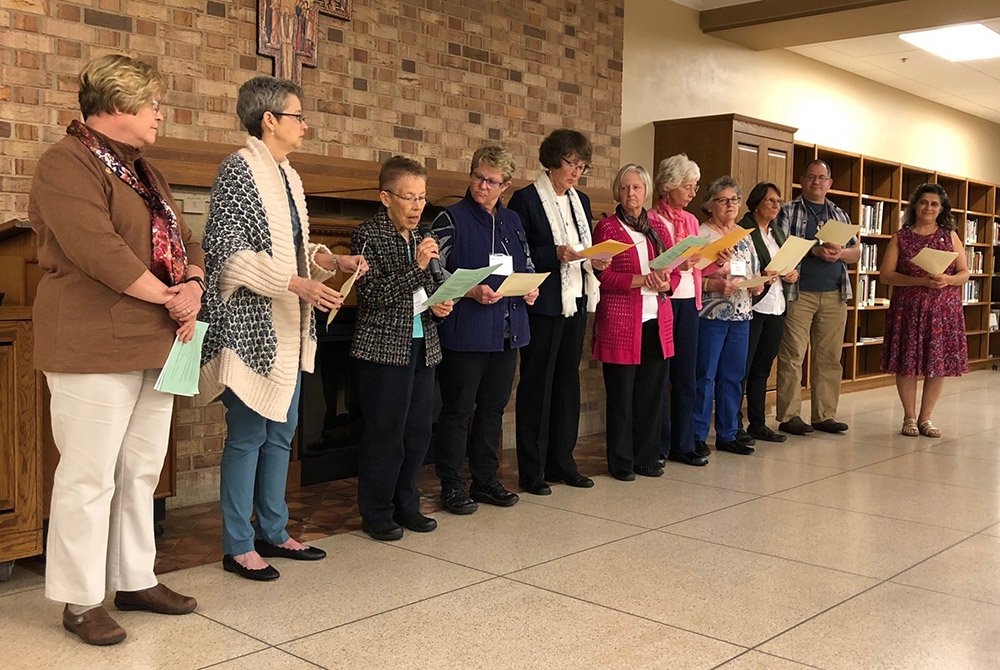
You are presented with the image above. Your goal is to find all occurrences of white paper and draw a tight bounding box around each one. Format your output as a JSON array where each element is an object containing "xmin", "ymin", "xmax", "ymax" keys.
[
  {"xmin": 488, "ymin": 253, "xmax": 514, "ymax": 276},
  {"xmin": 413, "ymin": 288, "xmax": 429, "ymax": 315}
]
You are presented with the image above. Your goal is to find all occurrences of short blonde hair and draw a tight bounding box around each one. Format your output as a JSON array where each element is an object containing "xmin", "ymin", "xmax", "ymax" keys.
[
  {"xmin": 654, "ymin": 153, "xmax": 701, "ymax": 196},
  {"xmin": 78, "ymin": 54, "xmax": 165, "ymax": 118},
  {"xmin": 612, "ymin": 164, "xmax": 652, "ymax": 203},
  {"xmin": 471, "ymin": 144, "xmax": 516, "ymax": 182}
]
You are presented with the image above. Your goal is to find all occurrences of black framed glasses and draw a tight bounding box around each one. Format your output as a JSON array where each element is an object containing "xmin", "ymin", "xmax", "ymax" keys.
[
  {"xmin": 271, "ymin": 111, "xmax": 307, "ymax": 125},
  {"xmin": 561, "ymin": 157, "xmax": 591, "ymax": 175},
  {"xmin": 471, "ymin": 171, "xmax": 506, "ymax": 189}
]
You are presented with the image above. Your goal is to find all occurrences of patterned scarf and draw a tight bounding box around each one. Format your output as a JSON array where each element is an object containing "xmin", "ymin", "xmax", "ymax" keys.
[
  {"xmin": 67, "ymin": 120, "xmax": 187, "ymax": 286},
  {"xmin": 615, "ymin": 204, "xmax": 665, "ymax": 256}
]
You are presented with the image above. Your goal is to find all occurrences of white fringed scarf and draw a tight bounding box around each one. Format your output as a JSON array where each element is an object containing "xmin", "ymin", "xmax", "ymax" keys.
[{"xmin": 533, "ymin": 172, "xmax": 600, "ymax": 316}]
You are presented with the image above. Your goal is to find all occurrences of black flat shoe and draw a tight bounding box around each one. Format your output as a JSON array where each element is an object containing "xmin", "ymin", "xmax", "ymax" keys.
[
  {"xmin": 746, "ymin": 425, "xmax": 787, "ymax": 443},
  {"xmin": 812, "ymin": 419, "xmax": 849, "ymax": 433},
  {"xmin": 519, "ymin": 477, "xmax": 552, "ymax": 496},
  {"xmin": 693, "ymin": 441, "xmax": 711, "ymax": 457},
  {"xmin": 223, "ymin": 554, "xmax": 279, "ymax": 581},
  {"xmin": 361, "ymin": 519, "xmax": 404, "ymax": 541},
  {"xmin": 735, "ymin": 429, "xmax": 756, "ymax": 447},
  {"xmin": 778, "ymin": 416, "xmax": 814, "ymax": 435},
  {"xmin": 634, "ymin": 464, "xmax": 664, "ymax": 477},
  {"xmin": 393, "ymin": 512, "xmax": 438, "ymax": 533},
  {"xmin": 716, "ymin": 439, "xmax": 755, "ymax": 455},
  {"xmin": 611, "ymin": 471, "xmax": 636, "ymax": 482},
  {"xmin": 471, "ymin": 481, "xmax": 519, "ymax": 507},
  {"xmin": 441, "ymin": 488, "xmax": 478, "ymax": 515},
  {"xmin": 667, "ymin": 451, "xmax": 709, "ymax": 467},
  {"xmin": 254, "ymin": 539, "xmax": 326, "ymax": 561},
  {"xmin": 552, "ymin": 472, "xmax": 595, "ymax": 488}
]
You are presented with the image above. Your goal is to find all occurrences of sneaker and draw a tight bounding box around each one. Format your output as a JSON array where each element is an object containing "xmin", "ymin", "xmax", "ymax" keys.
[
  {"xmin": 470, "ymin": 480, "xmax": 519, "ymax": 507},
  {"xmin": 441, "ymin": 488, "xmax": 478, "ymax": 515}
]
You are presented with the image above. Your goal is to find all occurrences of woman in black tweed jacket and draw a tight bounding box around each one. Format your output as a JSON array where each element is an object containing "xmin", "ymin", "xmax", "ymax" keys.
[{"xmin": 351, "ymin": 156, "xmax": 453, "ymax": 541}]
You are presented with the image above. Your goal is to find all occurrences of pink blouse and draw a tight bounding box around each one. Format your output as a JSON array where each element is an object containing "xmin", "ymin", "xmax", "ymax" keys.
[{"xmin": 649, "ymin": 201, "xmax": 722, "ymax": 310}]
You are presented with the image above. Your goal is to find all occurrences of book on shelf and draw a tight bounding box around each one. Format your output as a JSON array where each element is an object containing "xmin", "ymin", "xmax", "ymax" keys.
[
  {"xmin": 857, "ymin": 336, "xmax": 884, "ymax": 344},
  {"xmin": 962, "ymin": 281, "xmax": 981, "ymax": 303},
  {"xmin": 994, "ymin": 220, "xmax": 1000, "ymax": 245},
  {"xmin": 860, "ymin": 201, "xmax": 885, "ymax": 235},
  {"xmin": 990, "ymin": 310, "xmax": 999, "ymax": 332},
  {"xmin": 859, "ymin": 242, "xmax": 879, "ymax": 273},
  {"xmin": 965, "ymin": 248, "xmax": 984, "ymax": 274},
  {"xmin": 966, "ymin": 219, "xmax": 979, "ymax": 245},
  {"xmin": 858, "ymin": 275, "xmax": 881, "ymax": 307}
]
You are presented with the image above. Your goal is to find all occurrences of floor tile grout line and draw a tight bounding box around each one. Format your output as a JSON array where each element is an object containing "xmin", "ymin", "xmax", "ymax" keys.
[
  {"xmin": 516, "ymin": 497, "xmax": 657, "ymax": 530},
  {"xmin": 740, "ymin": 529, "xmax": 982, "ymax": 660},
  {"xmin": 190, "ymin": 609, "xmax": 279, "ymax": 648},
  {"xmin": 0, "ymin": 584, "xmax": 45, "ymax": 599},
  {"xmin": 498, "ymin": 575, "xmax": 753, "ymax": 652},
  {"xmin": 341, "ymin": 531, "xmax": 502, "ymax": 577},
  {"xmin": 655, "ymin": 494, "xmax": 768, "ymax": 530},
  {"xmin": 886, "ymin": 575, "xmax": 1000, "ymax": 609},
  {"xmin": 798, "ymin": 464, "xmax": 1000, "ymax": 496},
  {"xmin": 708, "ymin": 648, "xmax": 830, "ymax": 670},
  {"xmin": 273, "ymin": 576, "xmax": 503, "ymax": 647},
  {"xmin": 655, "ymin": 528, "xmax": 890, "ymax": 582},
  {"xmin": 497, "ymin": 527, "xmax": 656, "ymax": 578}
]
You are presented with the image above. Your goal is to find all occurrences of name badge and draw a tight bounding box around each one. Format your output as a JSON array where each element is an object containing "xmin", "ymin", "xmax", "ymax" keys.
[
  {"xmin": 729, "ymin": 260, "xmax": 748, "ymax": 278},
  {"xmin": 413, "ymin": 288, "xmax": 429, "ymax": 316},
  {"xmin": 488, "ymin": 253, "xmax": 514, "ymax": 276},
  {"xmin": 572, "ymin": 243, "xmax": 585, "ymax": 252}
]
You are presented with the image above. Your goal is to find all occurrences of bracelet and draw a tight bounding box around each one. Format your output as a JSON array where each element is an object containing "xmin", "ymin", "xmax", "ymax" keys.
[{"xmin": 183, "ymin": 276, "xmax": 206, "ymax": 292}]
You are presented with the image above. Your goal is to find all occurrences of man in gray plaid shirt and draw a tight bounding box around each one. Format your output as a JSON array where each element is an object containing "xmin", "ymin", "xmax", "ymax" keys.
[{"xmin": 775, "ymin": 160, "xmax": 860, "ymax": 435}]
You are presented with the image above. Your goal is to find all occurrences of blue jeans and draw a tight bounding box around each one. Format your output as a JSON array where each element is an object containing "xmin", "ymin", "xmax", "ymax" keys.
[
  {"xmin": 694, "ymin": 318, "xmax": 749, "ymax": 444},
  {"xmin": 219, "ymin": 375, "xmax": 302, "ymax": 556}
]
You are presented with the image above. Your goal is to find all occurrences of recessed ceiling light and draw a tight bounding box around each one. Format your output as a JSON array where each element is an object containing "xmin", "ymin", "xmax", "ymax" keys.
[{"xmin": 899, "ymin": 24, "xmax": 1000, "ymax": 62}]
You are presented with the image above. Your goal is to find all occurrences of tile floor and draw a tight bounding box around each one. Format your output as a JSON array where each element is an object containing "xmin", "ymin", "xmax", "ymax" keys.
[{"xmin": 3, "ymin": 371, "xmax": 1000, "ymax": 669}]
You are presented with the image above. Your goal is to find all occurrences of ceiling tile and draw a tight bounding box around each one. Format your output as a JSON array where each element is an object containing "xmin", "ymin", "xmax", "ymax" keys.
[
  {"xmin": 789, "ymin": 44, "xmax": 880, "ymax": 73},
  {"xmin": 825, "ymin": 34, "xmax": 914, "ymax": 58}
]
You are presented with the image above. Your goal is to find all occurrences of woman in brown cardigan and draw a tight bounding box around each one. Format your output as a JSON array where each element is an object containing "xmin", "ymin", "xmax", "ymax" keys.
[{"xmin": 29, "ymin": 55, "xmax": 203, "ymax": 646}]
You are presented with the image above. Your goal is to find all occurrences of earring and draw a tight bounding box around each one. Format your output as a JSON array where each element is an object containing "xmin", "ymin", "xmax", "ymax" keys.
[{"xmin": 271, "ymin": 130, "xmax": 275, "ymax": 136}]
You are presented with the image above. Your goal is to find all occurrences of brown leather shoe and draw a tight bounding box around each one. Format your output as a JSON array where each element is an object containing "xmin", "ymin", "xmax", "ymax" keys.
[
  {"xmin": 114, "ymin": 583, "xmax": 197, "ymax": 615},
  {"xmin": 62, "ymin": 605, "xmax": 127, "ymax": 646}
]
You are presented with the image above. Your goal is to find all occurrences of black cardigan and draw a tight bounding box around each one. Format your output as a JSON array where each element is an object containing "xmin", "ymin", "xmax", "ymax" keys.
[
  {"xmin": 739, "ymin": 212, "xmax": 788, "ymax": 306},
  {"xmin": 506, "ymin": 183, "xmax": 594, "ymax": 317}
]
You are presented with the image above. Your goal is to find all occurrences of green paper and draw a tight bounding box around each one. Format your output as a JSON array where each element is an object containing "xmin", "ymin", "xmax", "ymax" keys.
[
  {"xmin": 154, "ymin": 321, "xmax": 209, "ymax": 396},
  {"xmin": 648, "ymin": 235, "xmax": 711, "ymax": 270},
  {"xmin": 423, "ymin": 264, "xmax": 501, "ymax": 306}
]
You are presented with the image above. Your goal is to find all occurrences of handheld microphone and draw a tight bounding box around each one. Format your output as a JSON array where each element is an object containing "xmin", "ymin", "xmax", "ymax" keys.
[{"xmin": 418, "ymin": 221, "xmax": 445, "ymax": 283}]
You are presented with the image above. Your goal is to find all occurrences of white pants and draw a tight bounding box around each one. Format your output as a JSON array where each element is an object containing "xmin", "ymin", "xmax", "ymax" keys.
[{"xmin": 44, "ymin": 369, "xmax": 173, "ymax": 606}]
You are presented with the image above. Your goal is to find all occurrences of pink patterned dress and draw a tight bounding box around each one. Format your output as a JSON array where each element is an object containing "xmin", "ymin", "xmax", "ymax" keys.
[{"xmin": 881, "ymin": 226, "xmax": 968, "ymax": 377}]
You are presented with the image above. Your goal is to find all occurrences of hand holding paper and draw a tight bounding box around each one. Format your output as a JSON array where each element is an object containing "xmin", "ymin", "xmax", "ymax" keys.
[
  {"xmin": 648, "ymin": 236, "xmax": 710, "ymax": 271},
  {"xmin": 765, "ymin": 235, "xmax": 815, "ymax": 275},
  {"xmin": 496, "ymin": 272, "xmax": 550, "ymax": 297},
  {"xmin": 576, "ymin": 240, "xmax": 634, "ymax": 261},
  {"xmin": 423, "ymin": 264, "xmax": 501, "ymax": 306},
  {"xmin": 815, "ymin": 220, "xmax": 861, "ymax": 246},
  {"xmin": 693, "ymin": 227, "xmax": 753, "ymax": 269},
  {"xmin": 154, "ymin": 321, "xmax": 209, "ymax": 397}
]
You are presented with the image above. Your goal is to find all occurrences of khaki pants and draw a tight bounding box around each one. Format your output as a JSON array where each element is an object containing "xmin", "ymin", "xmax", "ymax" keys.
[
  {"xmin": 45, "ymin": 369, "xmax": 172, "ymax": 606},
  {"xmin": 775, "ymin": 290, "xmax": 847, "ymax": 423}
]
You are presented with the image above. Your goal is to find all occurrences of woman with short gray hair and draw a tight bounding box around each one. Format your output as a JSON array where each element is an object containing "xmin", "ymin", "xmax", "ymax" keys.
[{"xmin": 200, "ymin": 75, "xmax": 367, "ymax": 580}]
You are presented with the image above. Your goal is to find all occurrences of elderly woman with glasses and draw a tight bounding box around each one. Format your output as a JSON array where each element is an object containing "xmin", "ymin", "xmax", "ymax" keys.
[
  {"xmin": 430, "ymin": 145, "xmax": 538, "ymax": 515},
  {"xmin": 648, "ymin": 154, "xmax": 730, "ymax": 467},
  {"xmin": 30, "ymin": 54, "xmax": 203, "ymax": 645},
  {"xmin": 351, "ymin": 156, "xmax": 454, "ymax": 541},
  {"xmin": 200, "ymin": 76, "xmax": 367, "ymax": 581},
  {"xmin": 694, "ymin": 176, "xmax": 764, "ymax": 457},
  {"xmin": 593, "ymin": 164, "xmax": 676, "ymax": 480},
  {"xmin": 736, "ymin": 182, "xmax": 797, "ymax": 443},
  {"xmin": 508, "ymin": 128, "xmax": 610, "ymax": 495}
]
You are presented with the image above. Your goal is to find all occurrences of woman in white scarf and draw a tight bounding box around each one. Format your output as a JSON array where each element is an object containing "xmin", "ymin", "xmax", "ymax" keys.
[{"xmin": 507, "ymin": 129, "xmax": 609, "ymax": 496}]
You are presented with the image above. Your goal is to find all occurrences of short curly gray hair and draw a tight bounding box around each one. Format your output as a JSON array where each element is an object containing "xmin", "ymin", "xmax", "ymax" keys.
[
  {"xmin": 237, "ymin": 75, "xmax": 303, "ymax": 139},
  {"xmin": 654, "ymin": 153, "xmax": 701, "ymax": 196},
  {"xmin": 700, "ymin": 175, "xmax": 742, "ymax": 214},
  {"xmin": 612, "ymin": 164, "xmax": 652, "ymax": 203}
]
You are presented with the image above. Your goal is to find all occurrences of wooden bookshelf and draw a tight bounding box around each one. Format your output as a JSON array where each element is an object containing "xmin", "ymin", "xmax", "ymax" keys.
[{"xmin": 793, "ymin": 142, "xmax": 1000, "ymax": 391}]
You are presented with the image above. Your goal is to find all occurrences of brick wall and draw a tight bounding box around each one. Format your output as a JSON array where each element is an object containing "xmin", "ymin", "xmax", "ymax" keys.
[{"xmin": 1, "ymin": 0, "xmax": 624, "ymax": 505}]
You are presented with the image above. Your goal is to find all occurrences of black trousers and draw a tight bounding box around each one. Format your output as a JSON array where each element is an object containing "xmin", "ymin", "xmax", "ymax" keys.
[
  {"xmin": 660, "ymin": 297, "xmax": 699, "ymax": 456},
  {"xmin": 435, "ymin": 345, "xmax": 518, "ymax": 492},
  {"xmin": 741, "ymin": 311, "xmax": 785, "ymax": 430},
  {"xmin": 515, "ymin": 299, "xmax": 587, "ymax": 483},
  {"xmin": 355, "ymin": 339, "xmax": 435, "ymax": 523},
  {"xmin": 603, "ymin": 319, "xmax": 668, "ymax": 476}
]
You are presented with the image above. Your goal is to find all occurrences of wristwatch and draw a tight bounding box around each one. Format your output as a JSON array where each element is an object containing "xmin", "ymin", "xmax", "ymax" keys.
[{"xmin": 183, "ymin": 276, "xmax": 206, "ymax": 292}]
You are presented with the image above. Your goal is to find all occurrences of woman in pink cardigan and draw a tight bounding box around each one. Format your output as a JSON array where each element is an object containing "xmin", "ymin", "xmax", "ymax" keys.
[{"xmin": 593, "ymin": 164, "xmax": 676, "ymax": 480}]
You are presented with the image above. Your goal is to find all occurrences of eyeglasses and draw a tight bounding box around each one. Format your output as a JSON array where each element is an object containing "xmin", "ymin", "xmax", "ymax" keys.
[
  {"xmin": 561, "ymin": 157, "xmax": 591, "ymax": 175},
  {"xmin": 712, "ymin": 197, "xmax": 742, "ymax": 206},
  {"xmin": 384, "ymin": 190, "xmax": 427, "ymax": 205},
  {"xmin": 149, "ymin": 100, "xmax": 163, "ymax": 114},
  {"xmin": 762, "ymin": 197, "xmax": 783, "ymax": 206},
  {"xmin": 802, "ymin": 174, "xmax": 831, "ymax": 183},
  {"xmin": 271, "ymin": 111, "xmax": 307, "ymax": 125},
  {"xmin": 680, "ymin": 183, "xmax": 699, "ymax": 194},
  {"xmin": 471, "ymin": 171, "xmax": 506, "ymax": 189}
]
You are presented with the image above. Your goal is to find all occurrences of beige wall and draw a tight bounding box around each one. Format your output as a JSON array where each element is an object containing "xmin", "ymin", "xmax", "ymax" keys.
[{"xmin": 622, "ymin": 0, "xmax": 1000, "ymax": 184}]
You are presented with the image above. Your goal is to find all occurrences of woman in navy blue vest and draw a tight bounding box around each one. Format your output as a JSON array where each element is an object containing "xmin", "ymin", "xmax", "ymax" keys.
[
  {"xmin": 508, "ymin": 129, "xmax": 610, "ymax": 495},
  {"xmin": 432, "ymin": 145, "xmax": 538, "ymax": 515}
]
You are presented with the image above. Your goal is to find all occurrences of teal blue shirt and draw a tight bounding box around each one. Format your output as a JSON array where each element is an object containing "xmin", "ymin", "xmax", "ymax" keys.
[{"xmin": 407, "ymin": 242, "xmax": 424, "ymax": 338}]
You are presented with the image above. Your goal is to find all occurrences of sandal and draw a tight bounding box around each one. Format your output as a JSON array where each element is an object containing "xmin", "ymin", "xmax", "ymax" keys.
[
  {"xmin": 918, "ymin": 420, "xmax": 941, "ymax": 438},
  {"xmin": 900, "ymin": 418, "xmax": 919, "ymax": 437}
]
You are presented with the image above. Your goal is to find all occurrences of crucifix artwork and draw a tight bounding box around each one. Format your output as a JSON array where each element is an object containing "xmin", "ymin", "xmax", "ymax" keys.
[{"xmin": 258, "ymin": 0, "xmax": 351, "ymax": 85}]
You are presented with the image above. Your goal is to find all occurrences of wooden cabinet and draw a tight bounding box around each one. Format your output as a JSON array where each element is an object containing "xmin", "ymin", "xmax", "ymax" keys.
[
  {"xmin": 0, "ymin": 309, "xmax": 43, "ymax": 575},
  {"xmin": 653, "ymin": 114, "xmax": 797, "ymax": 220}
]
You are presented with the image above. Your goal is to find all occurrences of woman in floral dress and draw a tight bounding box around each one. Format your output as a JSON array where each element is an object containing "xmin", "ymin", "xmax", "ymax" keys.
[{"xmin": 881, "ymin": 183, "xmax": 970, "ymax": 437}]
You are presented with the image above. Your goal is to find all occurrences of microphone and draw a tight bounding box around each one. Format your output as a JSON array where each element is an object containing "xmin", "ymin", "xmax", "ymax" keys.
[{"xmin": 418, "ymin": 221, "xmax": 445, "ymax": 283}]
